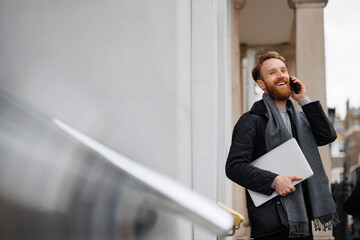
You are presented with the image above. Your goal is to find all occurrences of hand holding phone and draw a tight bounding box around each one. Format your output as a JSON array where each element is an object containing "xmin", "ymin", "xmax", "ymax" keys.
[{"xmin": 289, "ymin": 75, "xmax": 300, "ymax": 94}]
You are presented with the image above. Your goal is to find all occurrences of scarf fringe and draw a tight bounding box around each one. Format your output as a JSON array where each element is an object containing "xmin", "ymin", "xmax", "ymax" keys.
[
  {"xmin": 288, "ymin": 221, "xmax": 310, "ymax": 238},
  {"xmin": 314, "ymin": 213, "xmax": 340, "ymax": 231}
]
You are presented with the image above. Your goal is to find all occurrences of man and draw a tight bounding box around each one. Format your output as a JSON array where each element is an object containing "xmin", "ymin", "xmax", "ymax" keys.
[{"xmin": 226, "ymin": 51, "xmax": 339, "ymax": 239}]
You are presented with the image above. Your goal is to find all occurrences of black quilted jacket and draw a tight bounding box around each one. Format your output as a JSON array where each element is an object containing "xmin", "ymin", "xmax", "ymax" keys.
[{"xmin": 226, "ymin": 99, "xmax": 337, "ymax": 238}]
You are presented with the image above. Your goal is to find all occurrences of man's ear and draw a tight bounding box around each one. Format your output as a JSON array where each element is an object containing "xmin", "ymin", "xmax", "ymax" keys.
[{"xmin": 256, "ymin": 79, "xmax": 266, "ymax": 91}]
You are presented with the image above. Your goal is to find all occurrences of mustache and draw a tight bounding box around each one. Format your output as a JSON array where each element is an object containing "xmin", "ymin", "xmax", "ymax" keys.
[{"xmin": 275, "ymin": 77, "xmax": 289, "ymax": 84}]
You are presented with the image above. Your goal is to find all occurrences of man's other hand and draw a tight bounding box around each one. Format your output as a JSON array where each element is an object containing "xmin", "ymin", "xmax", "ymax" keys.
[{"xmin": 274, "ymin": 176, "xmax": 302, "ymax": 197}]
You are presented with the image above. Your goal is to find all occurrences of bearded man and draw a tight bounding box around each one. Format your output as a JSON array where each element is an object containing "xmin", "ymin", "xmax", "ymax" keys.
[{"xmin": 226, "ymin": 51, "xmax": 339, "ymax": 240}]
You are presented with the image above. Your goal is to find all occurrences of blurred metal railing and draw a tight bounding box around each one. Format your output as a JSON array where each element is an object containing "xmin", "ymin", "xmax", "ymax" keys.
[
  {"xmin": 0, "ymin": 89, "xmax": 233, "ymax": 240},
  {"xmin": 218, "ymin": 201, "xmax": 244, "ymax": 236}
]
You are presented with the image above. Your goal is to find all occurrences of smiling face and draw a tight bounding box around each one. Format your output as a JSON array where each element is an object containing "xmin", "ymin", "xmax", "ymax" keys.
[{"xmin": 257, "ymin": 58, "xmax": 291, "ymax": 101}]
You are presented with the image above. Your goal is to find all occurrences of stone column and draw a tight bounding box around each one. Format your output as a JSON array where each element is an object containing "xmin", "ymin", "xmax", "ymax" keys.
[
  {"xmin": 231, "ymin": 0, "xmax": 244, "ymax": 125},
  {"xmin": 231, "ymin": 1, "xmax": 250, "ymax": 239},
  {"xmin": 289, "ymin": 0, "xmax": 328, "ymax": 104},
  {"xmin": 289, "ymin": 0, "xmax": 333, "ymax": 239}
]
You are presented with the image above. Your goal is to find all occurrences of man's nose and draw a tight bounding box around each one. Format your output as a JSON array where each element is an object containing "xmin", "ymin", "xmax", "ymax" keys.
[{"xmin": 277, "ymin": 71, "xmax": 287, "ymax": 78}]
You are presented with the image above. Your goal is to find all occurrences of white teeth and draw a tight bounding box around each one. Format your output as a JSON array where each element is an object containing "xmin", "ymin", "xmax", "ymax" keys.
[{"xmin": 277, "ymin": 82, "xmax": 285, "ymax": 86}]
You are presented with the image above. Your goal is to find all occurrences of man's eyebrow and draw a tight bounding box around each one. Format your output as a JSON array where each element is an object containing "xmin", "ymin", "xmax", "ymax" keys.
[
  {"xmin": 266, "ymin": 67, "xmax": 287, "ymax": 73},
  {"xmin": 266, "ymin": 68, "xmax": 277, "ymax": 73}
]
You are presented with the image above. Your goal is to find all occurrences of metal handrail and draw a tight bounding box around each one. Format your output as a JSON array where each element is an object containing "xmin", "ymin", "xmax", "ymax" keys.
[
  {"xmin": 0, "ymin": 88, "xmax": 233, "ymax": 239},
  {"xmin": 54, "ymin": 119, "xmax": 233, "ymax": 235},
  {"xmin": 217, "ymin": 201, "xmax": 244, "ymax": 236}
]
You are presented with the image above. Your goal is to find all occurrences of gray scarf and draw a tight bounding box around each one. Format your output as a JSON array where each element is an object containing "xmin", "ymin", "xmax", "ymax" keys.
[{"xmin": 262, "ymin": 93, "xmax": 339, "ymax": 238}]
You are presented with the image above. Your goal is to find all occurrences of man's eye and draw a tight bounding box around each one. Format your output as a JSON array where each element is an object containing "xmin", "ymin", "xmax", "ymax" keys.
[{"xmin": 270, "ymin": 72, "xmax": 275, "ymax": 75}]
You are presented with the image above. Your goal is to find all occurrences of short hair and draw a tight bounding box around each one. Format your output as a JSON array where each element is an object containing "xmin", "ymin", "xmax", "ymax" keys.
[{"xmin": 251, "ymin": 51, "xmax": 287, "ymax": 82}]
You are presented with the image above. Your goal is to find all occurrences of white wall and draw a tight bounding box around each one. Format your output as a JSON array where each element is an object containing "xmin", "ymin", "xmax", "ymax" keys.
[
  {"xmin": 0, "ymin": 0, "xmax": 192, "ymax": 239},
  {"xmin": 0, "ymin": 0, "xmax": 192, "ymax": 182},
  {"xmin": 0, "ymin": 0, "xmax": 232, "ymax": 239}
]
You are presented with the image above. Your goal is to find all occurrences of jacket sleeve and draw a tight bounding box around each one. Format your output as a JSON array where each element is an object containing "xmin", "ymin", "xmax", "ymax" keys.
[
  {"xmin": 301, "ymin": 101, "xmax": 337, "ymax": 146},
  {"xmin": 226, "ymin": 113, "xmax": 277, "ymax": 195}
]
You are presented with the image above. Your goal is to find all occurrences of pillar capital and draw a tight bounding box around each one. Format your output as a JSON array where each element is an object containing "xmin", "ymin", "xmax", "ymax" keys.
[
  {"xmin": 288, "ymin": 0, "xmax": 328, "ymax": 9},
  {"xmin": 233, "ymin": 0, "xmax": 245, "ymax": 11}
]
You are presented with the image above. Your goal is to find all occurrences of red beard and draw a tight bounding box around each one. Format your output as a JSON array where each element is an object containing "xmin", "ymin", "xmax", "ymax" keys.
[{"xmin": 264, "ymin": 78, "xmax": 291, "ymax": 101}]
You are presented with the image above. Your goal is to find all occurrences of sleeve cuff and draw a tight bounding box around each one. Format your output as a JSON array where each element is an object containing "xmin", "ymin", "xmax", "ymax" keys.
[
  {"xmin": 271, "ymin": 178, "xmax": 276, "ymax": 189},
  {"xmin": 298, "ymin": 96, "xmax": 311, "ymax": 107}
]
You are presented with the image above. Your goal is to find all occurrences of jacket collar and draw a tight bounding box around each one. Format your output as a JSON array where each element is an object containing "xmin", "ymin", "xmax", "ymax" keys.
[{"xmin": 249, "ymin": 99, "xmax": 267, "ymax": 116}]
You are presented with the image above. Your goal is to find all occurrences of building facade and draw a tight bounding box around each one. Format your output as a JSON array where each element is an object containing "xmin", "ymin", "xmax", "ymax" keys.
[{"xmin": 344, "ymin": 101, "xmax": 360, "ymax": 183}]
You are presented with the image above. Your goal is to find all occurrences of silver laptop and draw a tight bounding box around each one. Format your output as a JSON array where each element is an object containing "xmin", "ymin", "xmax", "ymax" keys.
[{"xmin": 248, "ymin": 138, "xmax": 313, "ymax": 207}]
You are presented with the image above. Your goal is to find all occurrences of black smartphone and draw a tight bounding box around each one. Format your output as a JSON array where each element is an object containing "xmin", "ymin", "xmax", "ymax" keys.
[{"xmin": 289, "ymin": 75, "xmax": 300, "ymax": 94}]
